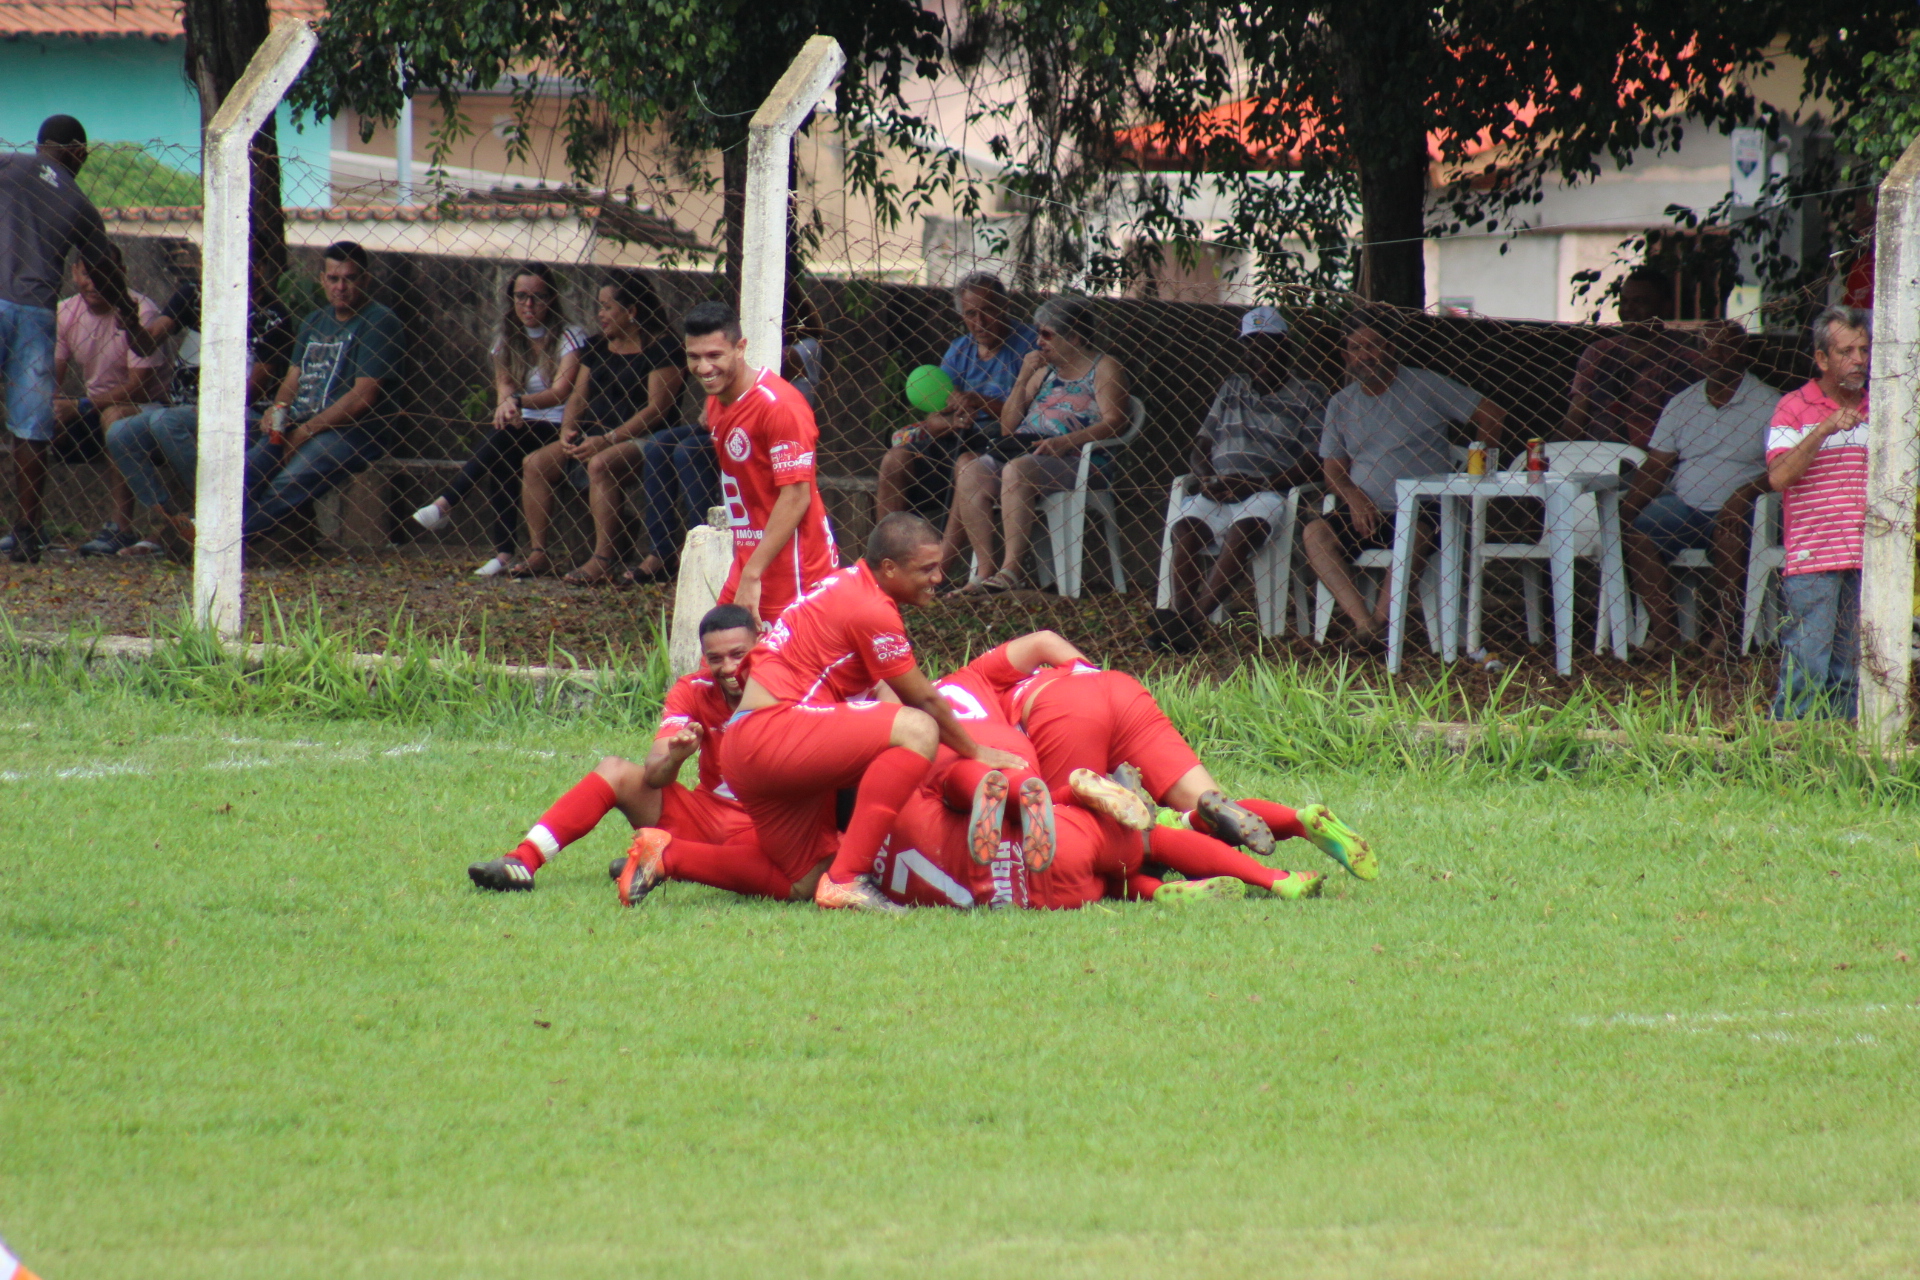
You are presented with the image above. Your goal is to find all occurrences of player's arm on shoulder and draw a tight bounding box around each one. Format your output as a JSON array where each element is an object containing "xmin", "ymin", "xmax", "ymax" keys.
[{"xmin": 1001, "ymin": 630, "xmax": 1087, "ymax": 676}]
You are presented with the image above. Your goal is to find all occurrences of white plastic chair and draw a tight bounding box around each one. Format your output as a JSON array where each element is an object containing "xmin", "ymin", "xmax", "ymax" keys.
[
  {"xmin": 1633, "ymin": 490, "xmax": 1784, "ymax": 654},
  {"xmin": 1028, "ymin": 395, "xmax": 1147, "ymax": 598},
  {"xmin": 1465, "ymin": 441, "xmax": 1644, "ymax": 654},
  {"xmin": 1310, "ymin": 490, "xmax": 1445, "ymax": 651},
  {"xmin": 1153, "ymin": 475, "xmax": 1318, "ymax": 637}
]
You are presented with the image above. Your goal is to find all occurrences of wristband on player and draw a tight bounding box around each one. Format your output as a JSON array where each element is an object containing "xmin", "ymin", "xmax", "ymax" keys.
[{"xmin": 76, "ymin": 396, "xmax": 94, "ymax": 418}]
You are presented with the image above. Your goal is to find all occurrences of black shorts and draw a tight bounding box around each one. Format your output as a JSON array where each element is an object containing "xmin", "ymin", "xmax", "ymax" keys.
[
  {"xmin": 901, "ymin": 425, "xmax": 994, "ymax": 521},
  {"xmin": 1318, "ymin": 499, "xmax": 1437, "ymax": 558}
]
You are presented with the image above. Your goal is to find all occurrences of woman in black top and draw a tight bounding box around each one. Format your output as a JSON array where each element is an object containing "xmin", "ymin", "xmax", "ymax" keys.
[{"xmin": 511, "ymin": 275, "xmax": 685, "ymax": 582}]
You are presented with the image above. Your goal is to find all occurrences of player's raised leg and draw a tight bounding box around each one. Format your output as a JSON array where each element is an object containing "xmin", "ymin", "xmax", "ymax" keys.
[{"xmin": 470, "ymin": 757, "xmax": 639, "ymax": 891}]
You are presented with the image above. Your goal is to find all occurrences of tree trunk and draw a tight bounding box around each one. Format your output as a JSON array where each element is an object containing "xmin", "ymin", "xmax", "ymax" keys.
[
  {"xmin": 183, "ymin": 0, "xmax": 287, "ymax": 284},
  {"xmin": 1328, "ymin": 0, "xmax": 1432, "ymax": 308},
  {"xmin": 1353, "ymin": 145, "xmax": 1429, "ymax": 308}
]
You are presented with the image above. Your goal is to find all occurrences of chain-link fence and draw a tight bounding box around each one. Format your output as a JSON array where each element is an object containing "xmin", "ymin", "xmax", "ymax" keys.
[{"xmin": 0, "ymin": 133, "xmax": 1906, "ymax": 731}]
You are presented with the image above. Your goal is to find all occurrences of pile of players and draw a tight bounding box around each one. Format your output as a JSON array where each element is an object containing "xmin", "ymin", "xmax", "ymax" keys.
[
  {"xmin": 467, "ymin": 514, "xmax": 1377, "ymax": 912},
  {"xmin": 464, "ymin": 299, "xmax": 1376, "ymax": 911}
]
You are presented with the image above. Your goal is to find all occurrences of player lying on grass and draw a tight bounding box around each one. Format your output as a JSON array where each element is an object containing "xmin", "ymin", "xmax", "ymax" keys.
[
  {"xmin": 717, "ymin": 511, "xmax": 1027, "ymax": 913},
  {"xmin": 1000, "ymin": 656, "xmax": 1378, "ymax": 880},
  {"xmin": 468, "ymin": 603, "xmax": 818, "ymax": 902}
]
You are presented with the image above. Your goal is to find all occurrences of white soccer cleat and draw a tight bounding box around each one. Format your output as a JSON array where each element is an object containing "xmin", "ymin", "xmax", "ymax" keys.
[{"xmin": 413, "ymin": 502, "xmax": 447, "ymax": 531}]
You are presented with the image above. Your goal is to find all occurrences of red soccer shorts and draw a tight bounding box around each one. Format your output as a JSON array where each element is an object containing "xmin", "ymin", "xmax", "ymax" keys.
[
  {"xmin": 656, "ymin": 782, "xmax": 755, "ymax": 846},
  {"xmin": 719, "ymin": 700, "xmax": 902, "ymax": 879},
  {"xmin": 1021, "ymin": 670, "xmax": 1201, "ymax": 800}
]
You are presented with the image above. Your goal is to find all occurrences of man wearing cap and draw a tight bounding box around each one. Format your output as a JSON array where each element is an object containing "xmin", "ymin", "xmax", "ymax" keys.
[
  {"xmin": 0, "ymin": 114, "xmax": 141, "ymax": 563},
  {"xmin": 1149, "ymin": 306, "xmax": 1329, "ymax": 653}
]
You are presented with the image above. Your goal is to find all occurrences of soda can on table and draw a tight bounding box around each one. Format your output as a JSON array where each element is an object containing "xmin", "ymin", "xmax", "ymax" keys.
[
  {"xmin": 1526, "ymin": 438, "xmax": 1547, "ymax": 475},
  {"xmin": 1467, "ymin": 442, "xmax": 1487, "ymax": 477}
]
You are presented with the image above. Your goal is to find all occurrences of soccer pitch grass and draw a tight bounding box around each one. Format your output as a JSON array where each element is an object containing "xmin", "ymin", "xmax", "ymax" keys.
[{"xmin": 3, "ymin": 694, "xmax": 1918, "ymax": 1279}]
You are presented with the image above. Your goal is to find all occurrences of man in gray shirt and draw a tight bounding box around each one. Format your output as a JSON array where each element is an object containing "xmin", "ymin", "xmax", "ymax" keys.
[
  {"xmin": 1, "ymin": 114, "xmax": 140, "ymax": 563},
  {"xmin": 1151, "ymin": 306, "xmax": 1327, "ymax": 653},
  {"xmin": 1302, "ymin": 309, "xmax": 1506, "ymax": 643},
  {"xmin": 1621, "ymin": 320, "xmax": 1773, "ymax": 657}
]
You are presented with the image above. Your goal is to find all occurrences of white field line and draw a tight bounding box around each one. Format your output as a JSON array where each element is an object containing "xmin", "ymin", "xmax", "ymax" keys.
[
  {"xmin": 1, "ymin": 737, "xmax": 572, "ymax": 785},
  {"xmin": 1570, "ymin": 1003, "xmax": 1915, "ymax": 1046}
]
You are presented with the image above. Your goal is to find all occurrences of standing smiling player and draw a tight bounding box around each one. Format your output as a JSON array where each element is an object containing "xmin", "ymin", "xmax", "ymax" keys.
[{"xmin": 682, "ymin": 300, "xmax": 838, "ymax": 623}]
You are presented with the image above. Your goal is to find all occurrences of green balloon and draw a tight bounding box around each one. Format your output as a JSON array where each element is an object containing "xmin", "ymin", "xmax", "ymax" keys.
[{"xmin": 905, "ymin": 364, "xmax": 954, "ymax": 414}]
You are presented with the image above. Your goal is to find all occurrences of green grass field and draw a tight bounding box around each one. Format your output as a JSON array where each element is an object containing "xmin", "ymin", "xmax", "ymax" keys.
[{"xmin": 3, "ymin": 688, "xmax": 1919, "ymax": 1278}]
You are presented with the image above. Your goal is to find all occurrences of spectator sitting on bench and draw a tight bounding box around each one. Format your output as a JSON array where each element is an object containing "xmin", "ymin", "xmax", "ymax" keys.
[
  {"xmin": 1302, "ymin": 308, "xmax": 1505, "ymax": 645},
  {"xmin": 1621, "ymin": 320, "xmax": 1773, "ymax": 660},
  {"xmin": 1149, "ymin": 305, "xmax": 1328, "ymax": 653},
  {"xmin": 875, "ymin": 272, "xmax": 1037, "ymax": 543},
  {"xmin": 103, "ymin": 257, "xmax": 294, "ymax": 557},
  {"xmin": 412, "ymin": 262, "xmax": 585, "ymax": 577},
  {"xmin": 512, "ymin": 273, "xmax": 686, "ymax": 584},
  {"xmin": 246, "ymin": 240, "xmax": 403, "ymax": 541},
  {"xmin": 946, "ymin": 294, "xmax": 1130, "ymax": 595},
  {"xmin": 56, "ymin": 246, "xmax": 170, "ymax": 556}
]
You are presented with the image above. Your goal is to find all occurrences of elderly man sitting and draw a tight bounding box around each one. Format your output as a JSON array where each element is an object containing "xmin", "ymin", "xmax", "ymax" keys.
[
  {"xmin": 1621, "ymin": 320, "xmax": 1773, "ymax": 659},
  {"xmin": 1302, "ymin": 309, "xmax": 1505, "ymax": 645},
  {"xmin": 1149, "ymin": 306, "xmax": 1328, "ymax": 654}
]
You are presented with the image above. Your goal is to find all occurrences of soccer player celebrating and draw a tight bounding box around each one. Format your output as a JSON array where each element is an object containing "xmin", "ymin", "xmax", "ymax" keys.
[
  {"xmin": 1004, "ymin": 659, "xmax": 1379, "ymax": 881},
  {"xmin": 683, "ymin": 301, "xmax": 838, "ymax": 623},
  {"xmin": 718, "ymin": 511, "xmax": 1028, "ymax": 912},
  {"xmin": 467, "ymin": 604, "xmax": 801, "ymax": 902}
]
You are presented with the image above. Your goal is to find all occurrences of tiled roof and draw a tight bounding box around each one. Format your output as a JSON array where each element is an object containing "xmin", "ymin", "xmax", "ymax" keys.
[
  {"xmin": 0, "ymin": 0, "xmax": 324, "ymax": 39},
  {"xmin": 100, "ymin": 199, "xmax": 704, "ymax": 249}
]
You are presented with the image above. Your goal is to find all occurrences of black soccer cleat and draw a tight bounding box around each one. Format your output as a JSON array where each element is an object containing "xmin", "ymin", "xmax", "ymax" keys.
[
  {"xmin": 1194, "ymin": 791, "xmax": 1276, "ymax": 857},
  {"xmin": 469, "ymin": 857, "xmax": 537, "ymax": 891}
]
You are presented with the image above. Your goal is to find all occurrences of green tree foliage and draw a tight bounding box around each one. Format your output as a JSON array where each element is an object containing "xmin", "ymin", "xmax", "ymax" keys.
[
  {"xmin": 292, "ymin": 0, "xmax": 946, "ymax": 280},
  {"xmin": 963, "ymin": 0, "xmax": 1917, "ymax": 306},
  {"xmin": 1840, "ymin": 36, "xmax": 1920, "ymax": 187}
]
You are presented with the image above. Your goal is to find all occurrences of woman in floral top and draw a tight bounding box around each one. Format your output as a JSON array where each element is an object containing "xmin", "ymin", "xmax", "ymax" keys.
[{"xmin": 946, "ymin": 295, "xmax": 1131, "ymax": 594}]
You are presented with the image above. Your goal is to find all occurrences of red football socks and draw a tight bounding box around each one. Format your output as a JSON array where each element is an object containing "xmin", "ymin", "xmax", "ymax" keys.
[
  {"xmin": 1145, "ymin": 826, "xmax": 1280, "ymax": 890},
  {"xmin": 663, "ymin": 837, "xmax": 793, "ymax": 900},
  {"xmin": 828, "ymin": 747, "xmax": 932, "ymax": 883},
  {"xmin": 511, "ymin": 771, "xmax": 617, "ymax": 871},
  {"xmin": 1237, "ymin": 798, "xmax": 1305, "ymax": 842}
]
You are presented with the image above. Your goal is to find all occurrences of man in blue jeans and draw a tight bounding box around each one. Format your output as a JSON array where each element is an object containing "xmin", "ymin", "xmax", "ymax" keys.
[
  {"xmin": 247, "ymin": 240, "xmax": 404, "ymax": 541},
  {"xmin": 0, "ymin": 114, "xmax": 142, "ymax": 563},
  {"xmin": 104, "ymin": 262, "xmax": 294, "ymax": 555}
]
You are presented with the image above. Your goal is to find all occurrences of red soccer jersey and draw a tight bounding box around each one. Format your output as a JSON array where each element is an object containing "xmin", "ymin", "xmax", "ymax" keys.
[
  {"xmin": 747, "ymin": 561, "xmax": 916, "ymax": 705},
  {"xmin": 654, "ymin": 671, "xmax": 737, "ymax": 797},
  {"xmin": 933, "ymin": 644, "xmax": 1027, "ymax": 728},
  {"xmin": 1002, "ymin": 658, "xmax": 1105, "ymax": 726},
  {"xmin": 708, "ymin": 367, "xmax": 840, "ymax": 620}
]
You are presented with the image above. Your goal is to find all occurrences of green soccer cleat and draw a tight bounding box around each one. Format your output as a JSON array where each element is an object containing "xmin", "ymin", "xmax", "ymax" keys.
[
  {"xmin": 1300, "ymin": 804, "xmax": 1376, "ymax": 880},
  {"xmin": 1262, "ymin": 869, "xmax": 1325, "ymax": 900},
  {"xmin": 1153, "ymin": 876, "xmax": 1249, "ymax": 905}
]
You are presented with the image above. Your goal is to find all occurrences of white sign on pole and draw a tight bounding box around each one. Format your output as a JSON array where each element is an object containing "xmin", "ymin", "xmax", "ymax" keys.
[{"xmin": 1730, "ymin": 128, "xmax": 1766, "ymax": 207}]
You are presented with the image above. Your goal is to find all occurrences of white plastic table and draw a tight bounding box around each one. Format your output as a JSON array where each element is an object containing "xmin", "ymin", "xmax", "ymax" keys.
[{"xmin": 1385, "ymin": 471, "xmax": 1629, "ymax": 676}]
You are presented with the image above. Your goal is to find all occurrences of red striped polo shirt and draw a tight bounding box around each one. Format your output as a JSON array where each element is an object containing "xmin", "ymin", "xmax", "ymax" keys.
[{"xmin": 1767, "ymin": 381, "xmax": 1868, "ymax": 576}]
